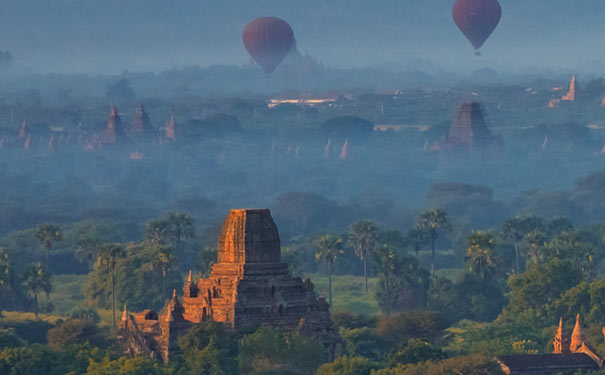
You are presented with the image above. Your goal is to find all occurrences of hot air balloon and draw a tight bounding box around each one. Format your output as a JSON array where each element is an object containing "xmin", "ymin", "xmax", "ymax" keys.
[
  {"xmin": 452, "ymin": 0, "xmax": 501, "ymax": 52},
  {"xmin": 243, "ymin": 17, "xmax": 294, "ymax": 74}
]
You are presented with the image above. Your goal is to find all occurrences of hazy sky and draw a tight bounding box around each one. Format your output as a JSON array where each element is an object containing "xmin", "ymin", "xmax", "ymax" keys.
[{"xmin": 1, "ymin": 0, "xmax": 604, "ymax": 75}]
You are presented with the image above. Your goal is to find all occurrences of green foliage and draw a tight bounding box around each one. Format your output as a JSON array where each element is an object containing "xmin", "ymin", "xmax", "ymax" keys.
[
  {"xmin": 85, "ymin": 243, "xmax": 181, "ymax": 312},
  {"xmin": 177, "ymin": 321, "xmax": 238, "ymax": 375},
  {"xmin": 0, "ymin": 317, "xmax": 54, "ymax": 344},
  {"xmin": 415, "ymin": 209, "xmax": 449, "ymax": 274},
  {"xmin": 373, "ymin": 248, "xmax": 429, "ymax": 315},
  {"xmin": 371, "ymin": 355, "xmax": 500, "ymax": 375},
  {"xmin": 197, "ymin": 247, "xmax": 218, "ymax": 277},
  {"xmin": 69, "ymin": 306, "xmax": 101, "ymax": 323},
  {"xmin": 46, "ymin": 319, "xmax": 106, "ymax": 350},
  {"xmin": 0, "ymin": 328, "xmax": 25, "ymax": 348},
  {"xmin": 239, "ymin": 326, "xmax": 324, "ymax": 375},
  {"xmin": 23, "ymin": 263, "xmax": 52, "ymax": 318},
  {"xmin": 501, "ymin": 215, "xmax": 544, "ymax": 272},
  {"xmin": 0, "ymin": 249, "xmax": 8, "ymax": 286},
  {"xmin": 317, "ymin": 356, "xmax": 379, "ymax": 375},
  {"xmin": 506, "ymin": 258, "xmax": 583, "ymax": 322},
  {"xmin": 332, "ymin": 312, "xmax": 378, "ymax": 330},
  {"xmin": 0, "ymin": 344, "xmax": 63, "ymax": 375},
  {"xmin": 555, "ymin": 279, "xmax": 605, "ymax": 324},
  {"xmin": 316, "ymin": 234, "xmax": 344, "ymax": 305},
  {"xmin": 348, "ymin": 220, "xmax": 379, "ymax": 294},
  {"xmin": 87, "ymin": 355, "xmax": 170, "ymax": 375},
  {"xmin": 443, "ymin": 320, "xmax": 546, "ymax": 357},
  {"xmin": 341, "ymin": 327, "xmax": 389, "ymax": 362},
  {"xmin": 387, "ymin": 339, "xmax": 446, "ymax": 366},
  {"xmin": 376, "ymin": 311, "xmax": 450, "ymax": 346}
]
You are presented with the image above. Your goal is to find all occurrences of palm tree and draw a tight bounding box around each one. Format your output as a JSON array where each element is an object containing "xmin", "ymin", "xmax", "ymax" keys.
[
  {"xmin": 315, "ymin": 234, "xmax": 343, "ymax": 306},
  {"xmin": 416, "ymin": 209, "xmax": 449, "ymax": 275},
  {"xmin": 501, "ymin": 215, "xmax": 543, "ymax": 273},
  {"xmin": 145, "ymin": 219, "xmax": 171, "ymax": 246},
  {"xmin": 165, "ymin": 212, "xmax": 194, "ymax": 250},
  {"xmin": 466, "ymin": 232, "xmax": 496, "ymax": 293},
  {"xmin": 150, "ymin": 246, "xmax": 176, "ymax": 300},
  {"xmin": 23, "ymin": 263, "xmax": 51, "ymax": 319},
  {"xmin": 372, "ymin": 244, "xmax": 399, "ymax": 316},
  {"xmin": 98, "ymin": 244, "xmax": 125, "ymax": 328},
  {"xmin": 522, "ymin": 230, "xmax": 548, "ymax": 265},
  {"xmin": 0, "ymin": 249, "xmax": 8, "ymax": 287},
  {"xmin": 35, "ymin": 223, "xmax": 62, "ymax": 271},
  {"xmin": 408, "ymin": 227, "xmax": 429, "ymax": 261},
  {"xmin": 347, "ymin": 220, "xmax": 378, "ymax": 294},
  {"xmin": 75, "ymin": 236, "xmax": 99, "ymax": 272}
]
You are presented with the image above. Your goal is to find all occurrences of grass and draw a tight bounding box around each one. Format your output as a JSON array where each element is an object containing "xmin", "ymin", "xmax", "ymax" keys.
[
  {"xmin": 0, "ymin": 310, "xmax": 64, "ymax": 324},
  {"xmin": 309, "ymin": 273, "xmax": 381, "ymax": 316},
  {"xmin": 48, "ymin": 274, "xmax": 87, "ymax": 315}
]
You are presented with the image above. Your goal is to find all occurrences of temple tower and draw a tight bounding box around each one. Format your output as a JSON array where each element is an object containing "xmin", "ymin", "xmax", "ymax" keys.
[{"xmin": 553, "ymin": 317, "xmax": 570, "ymax": 354}]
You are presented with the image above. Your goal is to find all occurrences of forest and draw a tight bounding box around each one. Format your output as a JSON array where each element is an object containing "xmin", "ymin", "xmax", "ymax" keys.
[{"xmin": 2, "ymin": 68, "xmax": 605, "ymax": 374}]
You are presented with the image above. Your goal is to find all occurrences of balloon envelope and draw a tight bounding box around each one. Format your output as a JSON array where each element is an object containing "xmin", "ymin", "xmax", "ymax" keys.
[
  {"xmin": 243, "ymin": 17, "xmax": 294, "ymax": 74},
  {"xmin": 452, "ymin": 0, "xmax": 501, "ymax": 50}
]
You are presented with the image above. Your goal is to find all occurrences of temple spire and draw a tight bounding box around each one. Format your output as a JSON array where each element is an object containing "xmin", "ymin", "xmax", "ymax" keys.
[
  {"xmin": 122, "ymin": 304, "xmax": 128, "ymax": 321},
  {"xmin": 187, "ymin": 270, "xmax": 192, "ymax": 284},
  {"xmin": 553, "ymin": 317, "xmax": 570, "ymax": 354},
  {"xmin": 571, "ymin": 313, "xmax": 584, "ymax": 352}
]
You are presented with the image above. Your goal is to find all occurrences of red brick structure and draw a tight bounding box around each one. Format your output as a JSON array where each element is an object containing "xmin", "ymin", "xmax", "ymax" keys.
[
  {"xmin": 118, "ymin": 209, "xmax": 339, "ymax": 362},
  {"xmin": 497, "ymin": 314, "xmax": 604, "ymax": 374}
]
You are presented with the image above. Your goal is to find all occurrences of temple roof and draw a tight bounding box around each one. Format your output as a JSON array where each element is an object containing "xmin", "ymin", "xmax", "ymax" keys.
[
  {"xmin": 497, "ymin": 353, "xmax": 599, "ymax": 372},
  {"xmin": 217, "ymin": 209, "xmax": 281, "ymax": 264}
]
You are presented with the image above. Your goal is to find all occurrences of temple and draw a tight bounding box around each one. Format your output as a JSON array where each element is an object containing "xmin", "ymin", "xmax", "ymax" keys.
[
  {"xmin": 118, "ymin": 209, "xmax": 339, "ymax": 362},
  {"xmin": 497, "ymin": 314, "xmax": 604, "ymax": 374},
  {"xmin": 443, "ymin": 102, "xmax": 504, "ymax": 155},
  {"xmin": 131, "ymin": 102, "xmax": 157, "ymax": 139}
]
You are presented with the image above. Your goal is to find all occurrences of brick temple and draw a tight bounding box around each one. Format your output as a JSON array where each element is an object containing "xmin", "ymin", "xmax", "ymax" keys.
[{"xmin": 118, "ymin": 208, "xmax": 339, "ymax": 362}]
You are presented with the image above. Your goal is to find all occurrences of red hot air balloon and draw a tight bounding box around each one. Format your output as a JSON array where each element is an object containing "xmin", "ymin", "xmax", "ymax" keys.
[
  {"xmin": 453, "ymin": 0, "xmax": 501, "ymax": 51},
  {"xmin": 243, "ymin": 17, "xmax": 294, "ymax": 74}
]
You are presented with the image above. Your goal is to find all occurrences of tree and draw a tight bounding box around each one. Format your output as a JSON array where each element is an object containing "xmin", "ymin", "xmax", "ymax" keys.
[
  {"xmin": 0, "ymin": 249, "xmax": 8, "ymax": 286},
  {"xmin": 544, "ymin": 230, "xmax": 595, "ymax": 279},
  {"xmin": 522, "ymin": 230, "xmax": 548, "ymax": 265},
  {"xmin": 316, "ymin": 355, "xmax": 377, "ymax": 375},
  {"xmin": 149, "ymin": 246, "xmax": 176, "ymax": 300},
  {"xmin": 506, "ymin": 258, "xmax": 582, "ymax": 321},
  {"xmin": 372, "ymin": 244, "xmax": 401, "ymax": 316},
  {"xmin": 165, "ymin": 212, "xmax": 194, "ymax": 250},
  {"xmin": 75, "ymin": 236, "xmax": 99, "ymax": 272},
  {"xmin": 466, "ymin": 232, "xmax": 496, "ymax": 293},
  {"xmin": 315, "ymin": 234, "xmax": 344, "ymax": 306},
  {"xmin": 34, "ymin": 223, "xmax": 62, "ymax": 271},
  {"xmin": 348, "ymin": 220, "xmax": 378, "ymax": 294},
  {"xmin": 501, "ymin": 215, "xmax": 543, "ymax": 273},
  {"xmin": 197, "ymin": 247, "xmax": 218, "ymax": 277},
  {"xmin": 415, "ymin": 209, "xmax": 449, "ymax": 275},
  {"xmin": 105, "ymin": 79, "xmax": 136, "ymax": 102},
  {"xmin": 23, "ymin": 263, "xmax": 51, "ymax": 319},
  {"xmin": 239, "ymin": 326, "xmax": 324, "ymax": 375},
  {"xmin": 388, "ymin": 338, "xmax": 446, "ymax": 366},
  {"xmin": 47, "ymin": 319, "xmax": 105, "ymax": 350},
  {"xmin": 407, "ymin": 227, "xmax": 428, "ymax": 261},
  {"xmin": 178, "ymin": 322, "xmax": 239, "ymax": 375},
  {"xmin": 144, "ymin": 220, "xmax": 171, "ymax": 246},
  {"xmin": 98, "ymin": 244, "xmax": 125, "ymax": 328}
]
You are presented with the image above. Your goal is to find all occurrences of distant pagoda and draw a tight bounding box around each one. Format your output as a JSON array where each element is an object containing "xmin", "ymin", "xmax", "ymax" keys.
[
  {"xmin": 131, "ymin": 102, "xmax": 156, "ymax": 139},
  {"xmin": 100, "ymin": 106, "xmax": 130, "ymax": 147},
  {"xmin": 444, "ymin": 102, "xmax": 504, "ymax": 155}
]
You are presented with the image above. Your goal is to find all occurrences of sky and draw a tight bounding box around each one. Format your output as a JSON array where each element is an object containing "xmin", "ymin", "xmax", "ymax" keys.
[{"xmin": 1, "ymin": 0, "xmax": 604, "ymax": 75}]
